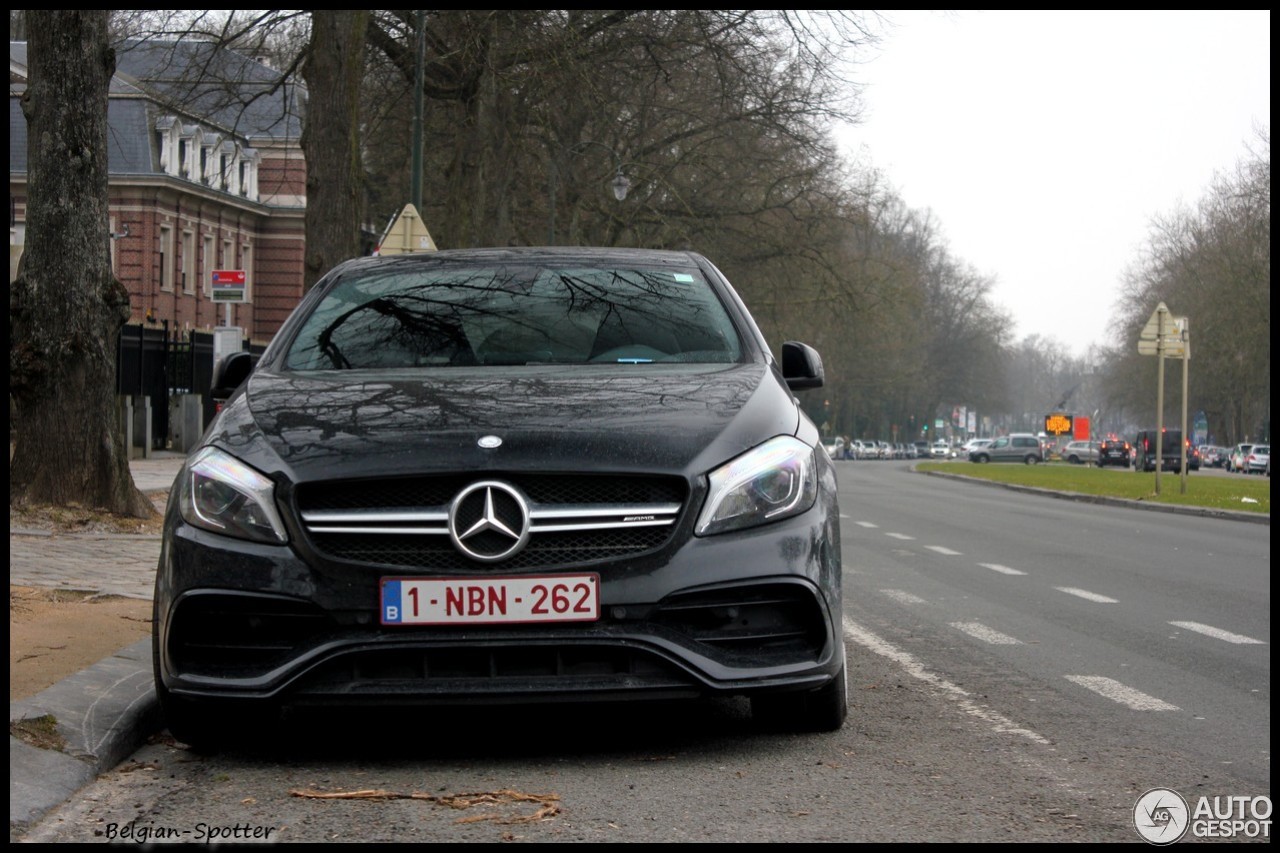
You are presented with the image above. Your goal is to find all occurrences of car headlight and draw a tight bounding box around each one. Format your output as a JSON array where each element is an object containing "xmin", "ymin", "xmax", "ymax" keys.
[
  {"xmin": 179, "ymin": 448, "xmax": 288, "ymax": 544},
  {"xmin": 696, "ymin": 436, "xmax": 818, "ymax": 536}
]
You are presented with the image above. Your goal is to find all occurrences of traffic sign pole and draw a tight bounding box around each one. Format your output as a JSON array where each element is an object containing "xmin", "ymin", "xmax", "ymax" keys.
[
  {"xmin": 1137, "ymin": 303, "xmax": 1192, "ymax": 495},
  {"xmin": 1155, "ymin": 307, "xmax": 1165, "ymax": 494}
]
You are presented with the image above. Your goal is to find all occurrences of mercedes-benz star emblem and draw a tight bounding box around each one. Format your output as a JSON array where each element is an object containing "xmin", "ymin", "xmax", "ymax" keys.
[{"xmin": 448, "ymin": 481, "xmax": 530, "ymax": 562}]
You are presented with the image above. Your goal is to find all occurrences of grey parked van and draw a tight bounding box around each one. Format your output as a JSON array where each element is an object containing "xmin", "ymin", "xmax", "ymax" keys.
[{"xmin": 969, "ymin": 433, "xmax": 1043, "ymax": 464}]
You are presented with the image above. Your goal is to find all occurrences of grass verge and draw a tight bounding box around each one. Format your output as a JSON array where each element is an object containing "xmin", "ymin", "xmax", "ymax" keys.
[{"xmin": 915, "ymin": 461, "xmax": 1269, "ymax": 514}]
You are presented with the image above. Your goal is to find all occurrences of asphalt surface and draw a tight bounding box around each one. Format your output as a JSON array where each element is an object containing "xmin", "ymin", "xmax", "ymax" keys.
[{"xmin": 7, "ymin": 455, "xmax": 1269, "ymax": 840}]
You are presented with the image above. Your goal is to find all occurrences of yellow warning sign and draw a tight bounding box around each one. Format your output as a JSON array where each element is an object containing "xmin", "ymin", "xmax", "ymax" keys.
[{"xmin": 376, "ymin": 204, "xmax": 438, "ymax": 255}]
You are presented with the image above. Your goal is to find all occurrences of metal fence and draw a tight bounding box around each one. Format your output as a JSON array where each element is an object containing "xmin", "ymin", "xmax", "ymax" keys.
[{"xmin": 116, "ymin": 324, "xmax": 264, "ymax": 448}]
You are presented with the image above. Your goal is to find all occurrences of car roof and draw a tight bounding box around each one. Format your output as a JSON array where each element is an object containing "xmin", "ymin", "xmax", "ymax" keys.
[{"xmin": 349, "ymin": 246, "xmax": 709, "ymax": 271}]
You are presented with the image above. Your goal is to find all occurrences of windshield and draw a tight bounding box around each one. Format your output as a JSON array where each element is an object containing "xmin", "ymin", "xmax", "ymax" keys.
[{"xmin": 284, "ymin": 262, "xmax": 742, "ymax": 370}]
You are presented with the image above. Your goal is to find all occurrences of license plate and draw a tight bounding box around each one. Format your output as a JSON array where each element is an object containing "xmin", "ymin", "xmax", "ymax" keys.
[{"xmin": 380, "ymin": 574, "xmax": 600, "ymax": 625}]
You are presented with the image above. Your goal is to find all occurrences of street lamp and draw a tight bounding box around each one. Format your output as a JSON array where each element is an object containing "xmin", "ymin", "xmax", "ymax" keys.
[
  {"xmin": 610, "ymin": 169, "xmax": 632, "ymax": 202},
  {"xmin": 548, "ymin": 139, "xmax": 630, "ymax": 245}
]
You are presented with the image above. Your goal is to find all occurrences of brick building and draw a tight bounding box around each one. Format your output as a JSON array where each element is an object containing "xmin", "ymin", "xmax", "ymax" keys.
[{"xmin": 10, "ymin": 38, "xmax": 306, "ymax": 344}]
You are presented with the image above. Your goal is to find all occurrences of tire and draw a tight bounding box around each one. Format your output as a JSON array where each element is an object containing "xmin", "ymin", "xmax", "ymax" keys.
[
  {"xmin": 153, "ymin": 605, "xmax": 269, "ymax": 751},
  {"xmin": 156, "ymin": 685, "xmax": 227, "ymax": 751},
  {"xmin": 1025, "ymin": 455, "xmax": 1040, "ymax": 465},
  {"xmin": 1067, "ymin": 455, "xmax": 1080, "ymax": 464},
  {"xmin": 974, "ymin": 454, "xmax": 989, "ymax": 464},
  {"xmin": 752, "ymin": 664, "xmax": 848, "ymax": 733}
]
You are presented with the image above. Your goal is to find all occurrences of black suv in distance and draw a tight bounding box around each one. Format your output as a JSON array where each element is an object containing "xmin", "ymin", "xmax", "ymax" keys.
[
  {"xmin": 153, "ymin": 247, "xmax": 846, "ymax": 746},
  {"xmin": 1097, "ymin": 439, "xmax": 1131, "ymax": 468},
  {"xmin": 1134, "ymin": 429, "xmax": 1187, "ymax": 472}
]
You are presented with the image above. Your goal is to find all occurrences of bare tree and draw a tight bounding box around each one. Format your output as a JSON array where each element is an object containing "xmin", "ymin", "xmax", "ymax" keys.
[
  {"xmin": 10, "ymin": 10, "xmax": 152, "ymax": 517},
  {"xmin": 1102, "ymin": 132, "xmax": 1270, "ymax": 444},
  {"xmin": 301, "ymin": 10, "xmax": 369, "ymax": 289}
]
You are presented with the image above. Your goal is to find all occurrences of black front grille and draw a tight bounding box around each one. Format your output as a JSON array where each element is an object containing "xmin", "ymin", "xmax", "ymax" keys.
[
  {"xmin": 311, "ymin": 526, "xmax": 676, "ymax": 570},
  {"xmin": 651, "ymin": 583, "xmax": 826, "ymax": 662},
  {"xmin": 294, "ymin": 644, "xmax": 692, "ymax": 697},
  {"xmin": 296, "ymin": 473, "xmax": 687, "ymax": 570},
  {"xmin": 169, "ymin": 593, "xmax": 334, "ymax": 677}
]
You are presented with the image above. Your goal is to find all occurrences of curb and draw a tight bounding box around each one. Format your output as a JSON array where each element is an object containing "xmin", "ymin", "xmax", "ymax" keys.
[{"xmin": 9, "ymin": 639, "xmax": 159, "ymax": 840}]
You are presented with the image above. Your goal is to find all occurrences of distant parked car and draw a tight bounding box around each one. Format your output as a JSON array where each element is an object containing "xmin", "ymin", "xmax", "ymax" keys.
[
  {"xmin": 1228, "ymin": 443, "xmax": 1255, "ymax": 473},
  {"xmin": 1097, "ymin": 439, "xmax": 1131, "ymax": 468},
  {"xmin": 1060, "ymin": 440, "xmax": 1100, "ymax": 465},
  {"xmin": 960, "ymin": 438, "xmax": 993, "ymax": 456},
  {"xmin": 1244, "ymin": 444, "xmax": 1270, "ymax": 475},
  {"xmin": 1199, "ymin": 445, "xmax": 1226, "ymax": 468},
  {"xmin": 1135, "ymin": 430, "xmax": 1190, "ymax": 473},
  {"xmin": 1186, "ymin": 441, "xmax": 1201, "ymax": 471}
]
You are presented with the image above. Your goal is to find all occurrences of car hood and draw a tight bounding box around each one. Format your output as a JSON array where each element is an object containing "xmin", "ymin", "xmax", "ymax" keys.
[{"xmin": 207, "ymin": 363, "xmax": 801, "ymax": 484}]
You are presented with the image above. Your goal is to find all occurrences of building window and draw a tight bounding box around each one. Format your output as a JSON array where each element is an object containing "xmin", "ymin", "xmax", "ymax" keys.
[
  {"xmin": 10, "ymin": 222, "xmax": 26, "ymax": 284},
  {"xmin": 159, "ymin": 225, "xmax": 174, "ymax": 292},
  {"xmin": 109, "ymin": 218, "xmax": 117, "ymax": 274},
  {"xmin": 221, "ymin": 239, "xmax": 235, "ymax": 272},
  {"xmin": 203, "ymin": 234, "xmax": 215, "ymax": 295},
  {"xmin": 182, "ymin": 230, "xmax": 195, "ymax": 293},
  {"xmin": 241, "ymin": 243, "xmax": 253, "ymax": 300}
]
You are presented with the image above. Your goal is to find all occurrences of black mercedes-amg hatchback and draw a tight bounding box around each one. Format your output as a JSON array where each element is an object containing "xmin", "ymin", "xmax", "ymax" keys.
[{"xmin": 153, "ymin": 247, "xmax": 845, "ymax": 745}]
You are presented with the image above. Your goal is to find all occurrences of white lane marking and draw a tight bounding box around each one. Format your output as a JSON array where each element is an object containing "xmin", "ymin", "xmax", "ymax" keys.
[
  {"xmin": 843, "ymin": 617, "xmax": 1051, "ymax": 744},
  {"xmin": 881, "ymin": 589, "xmax": 926, "ymax": 605},
  {"xmin": 1064, "ymin": 676, "xmax": 1180, "ymax": 711},
  {"xmin": 951, "ymin": 622, "xmax": 1023, "ymax": 645},
  {"xmin": 1054, "ymin": 587, "xmax": 1118, "ymax": 604},
  {"xmin": 855, "ymin": 521, "xmax": 878, "ymax": 528},
  {"xmin": 885, "ymin": 532, "xmax": 915, "ymax": 540},
  {"xmin": 925, "ymin": 545, "xmax": 962, "ymax": 555},
  {"xmin": 980, "ymin": 562, "xmax": 1026, "ymax": 576},
  {"xmin": 1169, "ymin": 621, "xmax": 1266, "ymax": 645}
]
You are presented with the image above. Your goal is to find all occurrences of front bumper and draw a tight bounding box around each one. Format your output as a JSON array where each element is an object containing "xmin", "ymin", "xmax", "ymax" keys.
[{"xmin": 154, "ymin": 503, "xmax": 843, "ymax": 708}]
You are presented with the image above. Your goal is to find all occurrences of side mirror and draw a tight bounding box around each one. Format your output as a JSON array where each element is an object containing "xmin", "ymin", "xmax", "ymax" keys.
[
  {"xmin": 212, "ymin": 351, "xmax": 254, "ymax": 400},
  {"xmin": 781, "ymin": 341, "xmax": 824, "ymax": 390}
]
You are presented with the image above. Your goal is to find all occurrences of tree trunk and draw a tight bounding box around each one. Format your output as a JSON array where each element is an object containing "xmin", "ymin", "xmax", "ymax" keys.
[
  {"xmin": 301, "ymin": 10, "xmax": 370, "ymax": 290},
  {"xmin": 10, "ymin": 10, "xmax": 152, "ymax": 518}
]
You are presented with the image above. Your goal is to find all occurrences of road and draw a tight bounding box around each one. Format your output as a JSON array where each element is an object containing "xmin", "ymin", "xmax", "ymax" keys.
[
  {"xmin": 22, "ymin": 462, "xmax": 1270, "ymax": 842},
  {"xmin": 840, "ymin": 461, "xmax": 1269, "ymax": 790}
]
